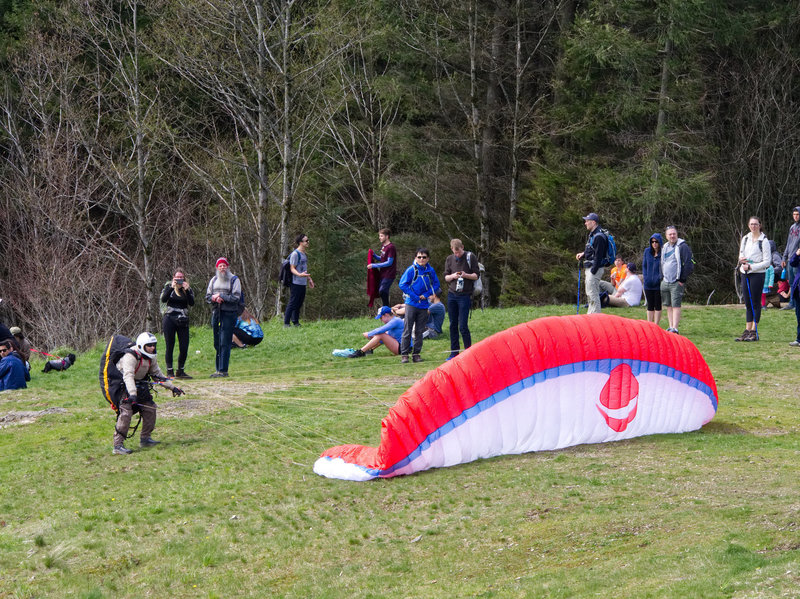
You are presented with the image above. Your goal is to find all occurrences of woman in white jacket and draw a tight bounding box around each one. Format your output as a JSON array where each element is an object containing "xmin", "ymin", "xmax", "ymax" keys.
[{"xmin": 736, "ymin": 216, "xmax": 772, "ymax": 341}]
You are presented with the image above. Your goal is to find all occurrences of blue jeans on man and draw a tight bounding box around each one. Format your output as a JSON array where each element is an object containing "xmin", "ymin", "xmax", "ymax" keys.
[
  {"xmin": 212, "ymin": 309, "xmax": 238, "ymax": 374},
  {"xmin": 447, "ymin": 293, "xmax": 472, "ymax": 359}
]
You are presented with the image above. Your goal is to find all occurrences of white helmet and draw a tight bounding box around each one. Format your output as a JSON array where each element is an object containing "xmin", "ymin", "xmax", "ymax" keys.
[{"xmin": 136, "ymin": 332, "xmax": 158, "ymax": 358}]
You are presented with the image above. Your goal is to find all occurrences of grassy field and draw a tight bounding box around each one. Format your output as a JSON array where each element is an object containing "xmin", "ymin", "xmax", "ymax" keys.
[{"xmin": 1, "ymin": 304, "xmax": 799, "ymax": 598}]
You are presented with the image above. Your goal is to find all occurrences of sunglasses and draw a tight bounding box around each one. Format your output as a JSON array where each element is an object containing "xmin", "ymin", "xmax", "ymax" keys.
[{"xmin": 416, "ymin": 255, "xmax": 428, "ymax": 259}]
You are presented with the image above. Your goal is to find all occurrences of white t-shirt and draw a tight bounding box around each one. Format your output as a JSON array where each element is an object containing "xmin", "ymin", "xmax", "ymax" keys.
[{"xmin": 617, "ymin": 274, "xmax": 643, "ymax": 306}]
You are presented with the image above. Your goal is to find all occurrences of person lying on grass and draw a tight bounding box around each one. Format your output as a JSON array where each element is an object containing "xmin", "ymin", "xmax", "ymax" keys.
[{"xmin": 332, "ymin": 305, "xmax": 407, "ymax": 358}]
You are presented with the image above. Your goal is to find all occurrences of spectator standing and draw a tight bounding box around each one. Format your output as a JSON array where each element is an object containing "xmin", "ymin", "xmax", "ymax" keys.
[
  {"xmin": 575, "ymin": 213, "xmax": 608, "ymax": 314},
  {"xmin": 781, "ymin": 207, "xmax": 800, "ymax": 310},
  {"xmin": 642, "ymin": 233, "xmax": 663, "ymax": 325},
  {"xmin": 284, "ymin": 234, "xmax": 315, "ymax": 327},
  {"xmin": 205, "ymin": 257, "xmax": 242, "ymax": 378},
  {"xmin": 788, "ymin": 249, "xmax": 800, "ymax": 346},
  {"xmin": 161, "ymin": 270, "xmax": 195, "ymax": 379},
  {"xmin": 443, "ymin": 239, "xmax": 479, "ymax": 360},
  {"xmin": 367, "ymin": 228, "xmax": 397, "ymax": 306},
  {"xmin": 660, "ymin": 226, "xmax": 693, "ymax": 334},
  {"xmin": 0, "ymin": 339, "xmax": 28, "ymax": 391},
  {"xmin": 398, "ymin": 248, "xmax": 441, "ymax": 363},
  {"xmin": 735, "ymin": 216, "xmax": 771, "ymax": 341}
]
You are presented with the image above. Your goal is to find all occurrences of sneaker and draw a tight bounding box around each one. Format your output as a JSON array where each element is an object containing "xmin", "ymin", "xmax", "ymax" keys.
[
  {"xmin": 781, "ymin": 305, "xmax": 794, "ymax": 310},
  {"xmin": 401, "ymin": 355, "xmax": 409, "ymax": 364},
  {"xmin": 347, "ymin": 349, "xmax": 366, "ymax": 358},
  {"xmin": 790, "ymin": 341, "xmax": 800, "ymax": 347},
  {"xmin": 167, "ymin": 368, "xmax": 174, "ymax": 377},
  {"xmin": 292, "ymin": 323, "xmax": 301, "ymax": 327},
  {"xmin": 210, "ymin": 371, "xmax": 229, "ymax": 378},
  {"xmin": 140, "ymin": 437, "xmax": 160, "ymax": 447},
  {"xmin": 332, "ymin": 348, "xmax": 356, "ymax": 358},
  {"xmin": 412, "ymin": 354, "xmax": 423, "ymax": 363},
  {"xmin": 175, "ymin": 369, "xmax": 193, "ymax": 379},
  {"xmin": 734, "ymin": 329, "xmax": 749, "ymax": 342},
  {"xmin": 113, "ymin": 445, "xmax": 132, "ymax": 455}
]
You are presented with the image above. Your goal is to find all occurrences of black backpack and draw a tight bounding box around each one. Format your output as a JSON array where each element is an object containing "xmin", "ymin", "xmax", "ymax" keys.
[
  {"xmin": 99, "ymin": 335, "xmax": 136, "ymax": 414},
  {"xmin": 279, "ymin": 251, "xmax": 297, "ymax": 287}
]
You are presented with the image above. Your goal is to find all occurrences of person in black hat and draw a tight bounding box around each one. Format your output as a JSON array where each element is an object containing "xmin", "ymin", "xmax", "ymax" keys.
[{"xmin": 575, "ymin": 212, "xmax": 609, "ymax": 314}]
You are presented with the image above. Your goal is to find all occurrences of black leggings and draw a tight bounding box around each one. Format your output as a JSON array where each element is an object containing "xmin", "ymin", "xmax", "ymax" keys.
[
  {"xmin": 644, "ymin": 288, "xmax": 662, "ymax": 311},
  {"xmin": 162, "ymin": 313, "xmax": 190, "ymax": 370},
  {"xmin": 742, "ymin": 272, "xmax": 766, "ymax": 324}
]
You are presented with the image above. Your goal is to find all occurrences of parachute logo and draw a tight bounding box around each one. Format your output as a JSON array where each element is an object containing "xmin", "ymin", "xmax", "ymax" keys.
[{"xmin": 597, "ymin": 363, "xmax": 639, "ymax": 432}]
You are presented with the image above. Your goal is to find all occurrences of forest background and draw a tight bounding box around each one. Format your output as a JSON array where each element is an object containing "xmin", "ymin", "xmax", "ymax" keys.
[{"xmin": 0, "ymin": 0, "xmax": 797, "ymax": 350}]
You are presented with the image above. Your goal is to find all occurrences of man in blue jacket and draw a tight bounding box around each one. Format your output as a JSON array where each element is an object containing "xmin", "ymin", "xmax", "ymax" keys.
[
  {"xmin": 398, "ymin": 248, "xmax": 441, "ymax": 363},
  {"xmin": 0, "ymin": 340, "xmax": 29, "ymax": 391}
]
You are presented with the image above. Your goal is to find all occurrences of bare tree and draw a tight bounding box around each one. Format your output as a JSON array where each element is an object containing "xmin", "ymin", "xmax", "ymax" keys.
[
  {"xmin": 320, "ymin": 35, "xmax": 401, "ymax": 229},
  {"xmin": 68, "ymin": 0, "xmax": 171, "ymax": 329},
  {"xmin": 150, "ymin": 0, "xmax": 349, "ymax": 317}
]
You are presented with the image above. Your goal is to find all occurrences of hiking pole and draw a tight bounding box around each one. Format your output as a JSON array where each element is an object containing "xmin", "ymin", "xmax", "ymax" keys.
[
  {"xmin": 744, "ymin": 272, "xmax": 758, "ymax": 340},
  {"xmin": 576, "ymin": 260, "xmax": 582, "ymax": 314}
]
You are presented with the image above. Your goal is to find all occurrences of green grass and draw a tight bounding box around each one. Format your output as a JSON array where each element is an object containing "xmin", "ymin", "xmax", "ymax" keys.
[{"xmin": 2, "ymin": 304, "xmax": 800, "ymax": 598}]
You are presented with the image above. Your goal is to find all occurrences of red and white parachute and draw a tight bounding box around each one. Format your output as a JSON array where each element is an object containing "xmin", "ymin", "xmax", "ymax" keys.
[{"xmin": 314, "ymin": 314, "xmax": 718, "ymax": 481}]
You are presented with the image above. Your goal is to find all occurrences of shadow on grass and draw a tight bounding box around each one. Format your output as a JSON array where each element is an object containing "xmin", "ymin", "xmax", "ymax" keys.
[{"xmin": 702, "ymin": 420, "xmax": 751, "ymax": 435}]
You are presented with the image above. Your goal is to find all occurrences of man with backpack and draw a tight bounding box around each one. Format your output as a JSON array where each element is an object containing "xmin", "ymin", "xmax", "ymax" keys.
[
  {"xmin": 108, "ymin": 332, "xmax": 184, "ymax": 455},
  {"xmin": 660, "ymin": 225, "xmax": 694, "ymax": 334},
  {"xmin": 283, "ymin": 233, "xmax": 315, "ymax": 328},
  {"xmin": 443, "ymin": 239, "xmax": 479, "ymax": 360},
  {"xmin": 576, "ymin": 213, "xmax": 610, "ymax": 314},
  {"xmin": 205, "ymin": 257, "xmax": 242, "ymax": 378}
]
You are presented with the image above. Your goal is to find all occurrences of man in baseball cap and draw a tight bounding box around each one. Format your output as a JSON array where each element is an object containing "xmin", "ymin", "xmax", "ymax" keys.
[{"xmin": 575, "ymin": 212, "xmax": 609, "ymax": 313}]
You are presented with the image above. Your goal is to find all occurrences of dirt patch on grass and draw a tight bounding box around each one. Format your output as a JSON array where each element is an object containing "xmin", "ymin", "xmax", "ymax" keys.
[
  {"xmin": 0, "ymin": 407, "xmax": 68, "ymax": 428},
  {"xmin": 158, "ymin": 399, "xmax": 230, "ymax": 419},
  {"xmin": 158, "ymin": 381, "xmax": 291, "ymax": 418}
]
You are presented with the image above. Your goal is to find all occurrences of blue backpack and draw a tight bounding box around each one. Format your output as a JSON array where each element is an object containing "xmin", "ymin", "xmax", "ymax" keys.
[{"xmin": 598, "ymin": 228, "xmax": 616, "ymax": 267}]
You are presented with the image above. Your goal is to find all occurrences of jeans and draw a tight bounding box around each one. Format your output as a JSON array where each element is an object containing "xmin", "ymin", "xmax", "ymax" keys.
[
  {"xmin": 401, "ymin": 304, "xmax": 427, "ymax": 356},
  {"xmin": 788, "ymin": 264, "xmax": 797, "ymax": 307},
  {"xmin": 212, "ymin": 309, "xmax": 237, "ymax": 373},
  {"xmin": 447, "ymin": 293, "xmax": 472, "ymax": 356},
  {"xmin": 378, "ymin": 278, "xmax": 394, "ymax": 307},
  {"xmin": 284, "ymin": 283, "xmax": 307, "ymax": 325}
]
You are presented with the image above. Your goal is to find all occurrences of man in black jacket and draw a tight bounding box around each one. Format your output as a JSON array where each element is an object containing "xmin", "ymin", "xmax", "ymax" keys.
[{"xmin": 576, "ymin": 213, "xmax": 608, "ymax": 314}]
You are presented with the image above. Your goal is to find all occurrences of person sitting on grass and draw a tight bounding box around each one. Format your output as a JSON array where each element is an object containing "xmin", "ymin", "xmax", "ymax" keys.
[
  {"xmin": 333, "ymin": 305, "xmax": 406, "ymax": 358},
  {"xmin": 232, "ymin": 309, "xmax": 264, "ymax": 349},
  {"xmin": 598, "ymin": 263, "xmax": 644, "ymax": 308},
  {"xmin": 0, "ymin": 339, "xmax": 29, "ymax": 391}
]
